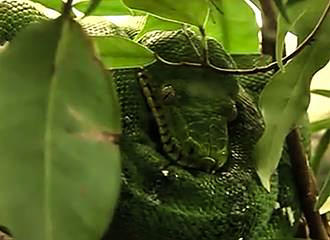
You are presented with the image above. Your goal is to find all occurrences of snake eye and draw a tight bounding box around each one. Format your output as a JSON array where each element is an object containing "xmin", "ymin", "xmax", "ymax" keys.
[{"xmin": 161, "ymin": 84, "xmax": 176, "ymax": 104}]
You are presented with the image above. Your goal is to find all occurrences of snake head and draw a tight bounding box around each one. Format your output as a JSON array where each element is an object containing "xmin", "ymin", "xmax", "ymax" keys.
[{"xmin": 139, "ymin": 65, "xmax": 239, "ymax": 173}]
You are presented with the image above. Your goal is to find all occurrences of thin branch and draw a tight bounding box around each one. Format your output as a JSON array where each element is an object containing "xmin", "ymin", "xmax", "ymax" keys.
[
  {"xmin": 259, "ymin": 0, "xmax": 277, "ymax": 57},
  {"xmin": 155, "ymin": 0, "xmax": 330, "ymax": 75},
  {"xmin": 209, "ymin": 0, "xmax": 224, "ymax": 15},
  {"xmin": 62, "ymin": 0, "xmax": 74, "ymax": 18},
  {"xmin": 198, "ymin": 26, "xmax": 209, "ymax": 65},
  {"xmin": 287, "ymin": 129, "xmax": 329, "ymax": 240}
]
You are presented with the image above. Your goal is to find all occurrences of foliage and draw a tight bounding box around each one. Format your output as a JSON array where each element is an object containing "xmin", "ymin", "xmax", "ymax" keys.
[
  {"xmin": 0, "ymin": 5, "xmax": 121, "ymax": 240},
  {"xmin": 311, "ymin": 129, "xmax": 330, "ymax": 174},
  {"xmin": 0, "ymin": 0, "xmax": 330, "ymax": 239},
  {"xmin": 205, "ymin": 0, "xmax": 259, "ymax": 53},
  {"xmin": 316, "ymin": 158, "xmax": 330, "ymax": 210},
  {"xmin": 93, "ymin": 36, "xmax": 155, "ymax": 69},
  {"xmin": 255, "ymin": 0, "xmax": 330, "ymax": 190},
  {"xmin": 122, "ymin": 0, "xmax": 208, "ymax": 27}
]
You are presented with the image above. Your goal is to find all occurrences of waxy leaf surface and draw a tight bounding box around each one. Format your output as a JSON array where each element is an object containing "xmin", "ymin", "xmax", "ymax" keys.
[{"xmin": 0, "ymin": 18, "xmax": 121, "ymax": 240}]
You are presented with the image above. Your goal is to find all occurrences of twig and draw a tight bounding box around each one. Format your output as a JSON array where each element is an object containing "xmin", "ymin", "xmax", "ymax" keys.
[
  {"xmin": 62, "ymin": 0, "xmax": 74, "ymax": 18},
  {"xmin": 209, "ymin": 0, "xmax": 224, "ymax": 15},
  {"xmin": 155, "ymin": 0, "xmax": 330, "ymax": 75},
  {"xmin": 287, "ymin": 129, "xmax": 329, "ymax": 240}
]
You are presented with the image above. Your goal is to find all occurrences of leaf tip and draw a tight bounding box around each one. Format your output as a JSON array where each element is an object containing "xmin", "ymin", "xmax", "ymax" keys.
[
  {"xmin": 319, "ymin": 196, "xmax": 330, "ymax": 214},
  {"xmin": 257, "ymin": 169, "xmax": 271, "ymax": 192}
]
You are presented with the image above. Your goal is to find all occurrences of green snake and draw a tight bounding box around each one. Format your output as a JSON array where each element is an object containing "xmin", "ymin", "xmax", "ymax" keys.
[{"xmin": 0, "ymin": 0, "xmax": 301, "ymax": 239}]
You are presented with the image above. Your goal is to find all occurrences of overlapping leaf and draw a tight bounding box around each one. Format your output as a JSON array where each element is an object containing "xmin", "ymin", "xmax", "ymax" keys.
[
  {"xmin": 274, "ymin": 0, "xmax": 289, "ymax": 22},
  {"xmin": 93, "ymin": 36, "xmax": 156, "ymax": 69},
  {"xmin": 33, "ymin": 0, "xmax": 63, "ymax": 11},
  {"xmin": 315, "ymin": 170, "xmax": 330, "ymax": 211},
  {"xmin": 311, "ymin": 129, "xmax": 330, "ymax": 173},
  {"xmin": 134, "ymin": 15, "xmax": 182, "ymax": 41},
  {"xmin": 74, "ymin": 0, "xmax": 131, "ymax": 15},
  {"xmin": 255, "ymin": 4, "xmax": 330, "ymax": 191},
  {"xmin": 205, "ymin": 0, "xmax": 259, "ymax": 53},
  {"xmin": 83, "ymin": 0, "xmax": 103, "ymax": 16},
  {"xmin": 276, "ymin": 0, "xmax": 328, "ymax": 69},
  {"xmin": 0, "ymin": 16, "xmax": 121, "ymax": 240},
  {"xmin": 310, "ymin": 116, "xmax": 330, "ymax": 132},
  {"xmin": 122, "ymin": 0, "xmax": 208, "ymax": 27},
  {"xmin": 319, "ymin": 196, "xmax": 330, "ymax": 214}
]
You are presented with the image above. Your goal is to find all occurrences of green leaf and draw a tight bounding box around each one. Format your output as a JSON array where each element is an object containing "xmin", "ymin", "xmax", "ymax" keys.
[
  {"xmin": 74, "ymin": 0, "xmax": 131, "ymax": 15},
  {"xmin": 93, "ymin": 36, "xmax": 156, "ymax": 69},
  {"xmin": 319, "ymin": 196, "xmax": 330, "ymax": 214},
  {"xmin": 33, "ymin": 0, "xmax": 63, "ymax": 11},
  {"xmin": 255, "ymin": 7, "xmax": 330, "ymax": 191},
  {"xmin": 0, "ymin": 18, "xmax": 121, "ymax": 240},
  {"xmin": 205, "ymin": 0, "xmax": 259, "ymax": 53},
  {"xmin": 292, "ymin": 0, "xmax": 329, "ymax": 41},
  {"xmin": 311, "ymin": 89, "xmax": 330, "ymax": 98},
  {"xmin": 276, "ymin": 0, "xmax": 328, "ymax": 70},
  {"xmin": 134, "ymin": 15, "xmax": 182, "ymax": 41},
  {"xmin": 276, "ymin": 8, "xmax": 304, "ymax": 70},
  {"xmin": 249, "ymin": 0, "xmax": 261, "ymax": 9},
  {"xmin": 274, "ymin": 0, "xmax": 290, "ymax": 22},
  {"xmin": 315, "ymin": 171, "xmax": 330, "ymax": 210},
  {"xmin": 311, "ymin": 129, "xmax": 330, "ymax": 174},
  {"xmin": 83, "ymin": 0, "xmax": 102, "ymax": 16},
  {"xmin": 310, "ymin": 117, "xmax": 330, "ymax": 132},
  {"xmin": 122, "ymin": 0, "xmax": 208, "ymax": 27}
]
